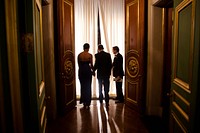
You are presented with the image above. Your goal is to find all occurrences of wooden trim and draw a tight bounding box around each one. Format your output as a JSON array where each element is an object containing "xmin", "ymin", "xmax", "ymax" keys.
[
  {"xmin": 39, "ymin": 81, "xmax": 45, "ymax": 97},
  {"xmin": 40, "ymin": 106, "xmax": 46, "ymax": 126},
  {"xmin": 171, "ymin": 112, "xmax": 187, "ymax": 133},
  {"xmin": 173, "ymin": 78, "xmax": 190, "ymax": 93},
  {"xmin": 5, "ymin": 0, "xmax": 24, "ymax": 132},
  {"xmin": 153, "ymin": 0, "xmax": 173, "ymax": 8},
  {"xmin": 35, "ymin": 0, "xmax": 45, "ymax": 97},
  {"xmin": 173, "ymin": 90, "xmax": 190, "ymax": 108},
  {"xmin": 172, "ymin": 100, "xmax": 189, "ymax": 122}
]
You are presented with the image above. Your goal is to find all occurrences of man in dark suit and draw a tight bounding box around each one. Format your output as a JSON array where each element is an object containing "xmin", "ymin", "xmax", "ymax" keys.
[
  {"xmin": 112, "ymin": 46, "xmax": 124, "ymax": 103},
  {"xmin": 93, "ymin": 45, "xmax": 112, "ymax": 106}
]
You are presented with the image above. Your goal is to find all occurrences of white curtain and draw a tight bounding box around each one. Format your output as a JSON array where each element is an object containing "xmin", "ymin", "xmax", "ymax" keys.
[
  {"xmin": 75, "ymin": 0, "xmax": 125, "ymax": 98},
  {"xmin": 75, "ymin": 0, "xmax": 99, "ymax": 98},
  {"xmin": 98, "ymin": 0, "xmax": 125, "ymax": 96}
]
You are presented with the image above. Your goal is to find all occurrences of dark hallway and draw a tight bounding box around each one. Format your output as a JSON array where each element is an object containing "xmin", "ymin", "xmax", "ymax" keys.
[
  {"xmin": 47, "ymin": 100, "xmax": 164, "ymax": 133},
  {"xmin": 1, "ymin": 0, "xmax": 200, "ymax": 133}
]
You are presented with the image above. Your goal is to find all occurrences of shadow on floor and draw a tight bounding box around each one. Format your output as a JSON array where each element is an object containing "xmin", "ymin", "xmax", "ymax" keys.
[
  {"xmin": 142, "ymin": 115, "xmax": 168, "ymax": 133},
  {"xmin": 47, "ymin": 100, "xmax": 167, "ymax": 133}
]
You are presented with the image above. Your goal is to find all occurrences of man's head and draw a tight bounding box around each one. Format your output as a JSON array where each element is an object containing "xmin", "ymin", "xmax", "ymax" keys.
[
  {"xmin": 113, "ymin": 46, "xmax": 119, "ymax": 54},
  {"xmin": 98, "ymin": 44, "xmax": 104, "ymax": 52}
]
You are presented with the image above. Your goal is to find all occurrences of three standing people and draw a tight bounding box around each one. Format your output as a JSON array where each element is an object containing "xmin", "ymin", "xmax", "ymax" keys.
[{"xmin": 78, "ymin": 44, "xmax": 124, "ymax": 108}]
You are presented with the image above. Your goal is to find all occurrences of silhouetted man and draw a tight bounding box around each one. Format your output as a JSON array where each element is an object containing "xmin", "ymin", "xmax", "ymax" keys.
[
  {"xmin": 93, "ymin": 45, "xmax": 112, "ymax": 107},
  {"xmin": 112, "ymin": 46, "xmax": 124, "ymax": 103}
]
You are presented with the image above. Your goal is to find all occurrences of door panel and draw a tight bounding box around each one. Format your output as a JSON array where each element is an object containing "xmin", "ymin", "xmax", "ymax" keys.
[
  {"xmin": 34, "ymin": 0, "xmax": 47, "ymax": 132},
  {"xmin": 170, "ymin": 0, "xmax": 196, "ymax": 132},
  {"xmin": 56, "ymin": 0, "xmax": 76, "ymax": 114},
  {"xmin": 125, "ymin": 0, "xmax": 146, "ymax": 112},
  {"xmin": 63, "ymin": 1, "xmax": 73, "ymax": 50}
]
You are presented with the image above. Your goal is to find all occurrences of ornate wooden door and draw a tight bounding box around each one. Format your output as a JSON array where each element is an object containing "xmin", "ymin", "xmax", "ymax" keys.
[
  {"xmin": 56, "ymin": 0, "xmax": 76, "ymax": 114},
  {"xmin": 170, "ymin": 0, "xmax": 200, "ymax": 132},
  {"xmin": 125, "ymin": 0, "xmax": 146, "ymax": 113}
]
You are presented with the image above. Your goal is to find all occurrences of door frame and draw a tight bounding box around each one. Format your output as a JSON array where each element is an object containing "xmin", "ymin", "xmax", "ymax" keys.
[
  {"xmin": 4, "ymin": 0, "xmax": 24, "ymax": 132},
  {"xmin": 161, "ymin": 8, "xmax": 173, "ymax": 131}
]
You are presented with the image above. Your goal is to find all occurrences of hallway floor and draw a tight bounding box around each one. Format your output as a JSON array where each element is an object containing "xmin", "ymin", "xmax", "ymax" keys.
[{"xmin": 47, "ymin": 100, "xmax": 164, "ymax": 133}]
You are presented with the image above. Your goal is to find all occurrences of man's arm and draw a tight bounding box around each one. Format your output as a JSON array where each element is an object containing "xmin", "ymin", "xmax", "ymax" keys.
[
  {"xmin": 118, "ymin": 54, "xmax": 123, "ymax": 68},
  {"xmin": 118, "ymin": 54, "xmax": 124, "ymax": 77},
  {"xmin": 93, "ymin": 54, "xmax": 98, "ymax": 71},
  {"xmin": 116, "ymin": 54, "xmax": 123, "ymax": 77},
  {"xmin": 108, "ymin": 54, "xmax": 112, "ymax": 70}
]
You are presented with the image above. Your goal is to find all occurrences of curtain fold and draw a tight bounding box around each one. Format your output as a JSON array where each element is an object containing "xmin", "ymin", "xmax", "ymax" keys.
[
  {"xmin": 75, "ymin": 0, "xmax": 125, "ymax": 98},
  {"xmin": 98, "ymin": 0, "xmax": 125, "ymax": 96},
  {"xmin": 75, "ymin": 0, "xmax": 99, "ymax": 98}
]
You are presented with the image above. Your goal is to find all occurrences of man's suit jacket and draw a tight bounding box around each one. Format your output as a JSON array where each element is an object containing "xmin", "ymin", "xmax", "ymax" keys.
[
  {"xmin": 94, "ymin": 51, "xmax": 112, "ymax": 79},
  {"xmin": 113, "ymin": 53, "xmax": 124, "ymax": 78}
]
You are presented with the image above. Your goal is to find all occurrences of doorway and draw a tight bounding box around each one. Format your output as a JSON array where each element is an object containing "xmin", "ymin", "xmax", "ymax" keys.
[
  {"xmin": 74, "ymin": 0, "xmax": 125, "ymax": 99},
  {"xmin": 54, "ymin": 0, "xmax": 146, "ymax": 115}
]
